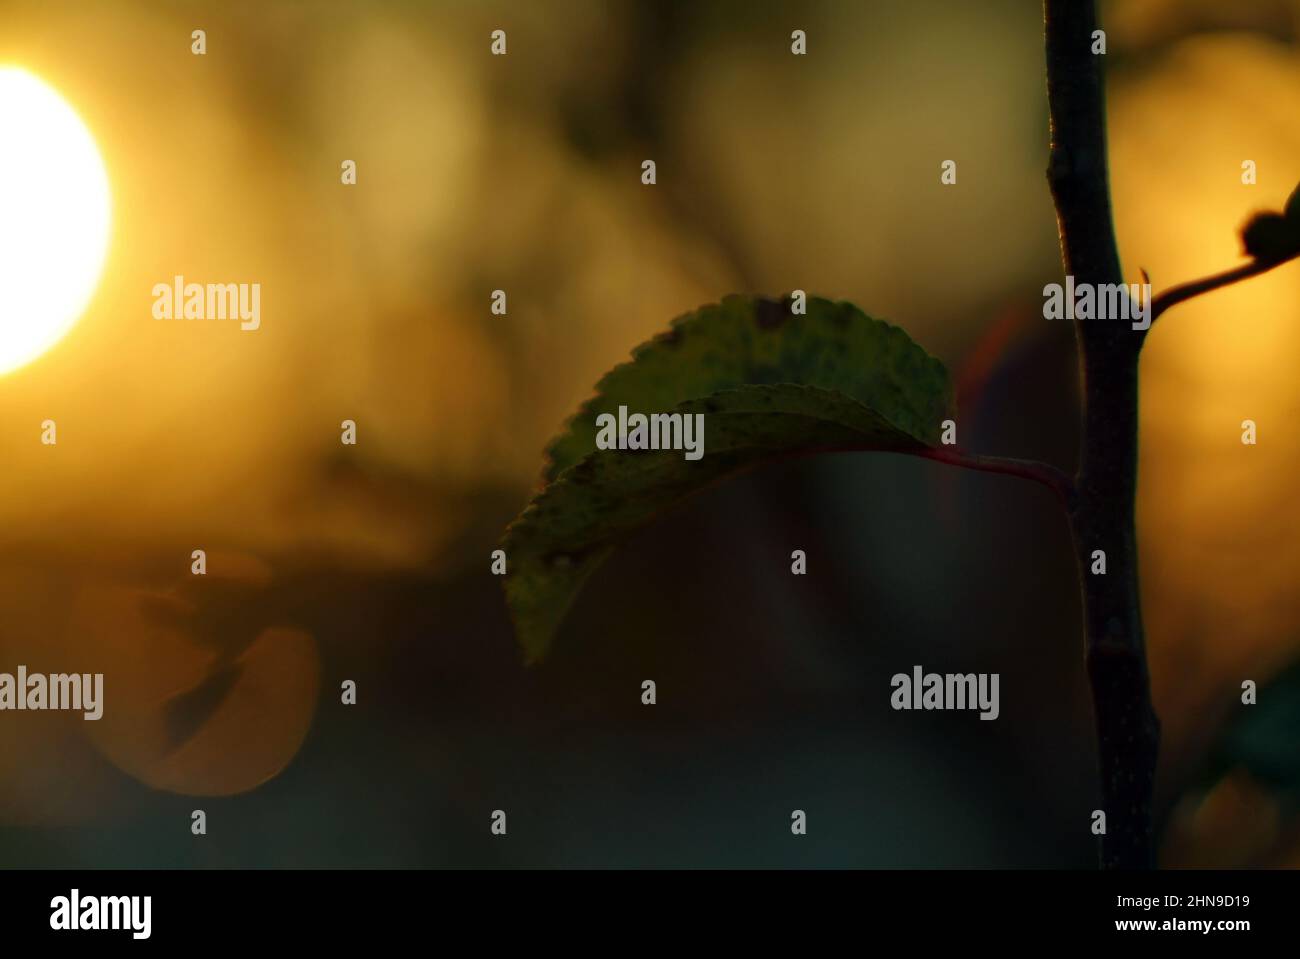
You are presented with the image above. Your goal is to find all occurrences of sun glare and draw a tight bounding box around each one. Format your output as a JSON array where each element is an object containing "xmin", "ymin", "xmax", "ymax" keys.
[{"xmin": 0, "ymin": 67, "xmax": 111, "ymax": 376}]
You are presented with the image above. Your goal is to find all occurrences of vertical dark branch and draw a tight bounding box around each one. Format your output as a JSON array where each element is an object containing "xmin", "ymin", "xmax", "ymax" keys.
[
  {"xmin": 1044, "ymin": 0, "xmax": 1160, "ymax": 869},
  {"xmin": 1045, "ymin": 0, "xmax": 1123, "ymax": 285}
]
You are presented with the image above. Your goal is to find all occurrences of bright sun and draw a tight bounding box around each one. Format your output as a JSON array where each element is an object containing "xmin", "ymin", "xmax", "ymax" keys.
[{"xmin": 0, "ymin": 67, "xmax": 111, "ymax": 376}]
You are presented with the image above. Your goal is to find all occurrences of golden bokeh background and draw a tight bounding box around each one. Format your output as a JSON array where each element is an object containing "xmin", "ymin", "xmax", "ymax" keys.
[{"xmin": 0, "ymin": 0, "xmax": 1298, "ymax": 866}]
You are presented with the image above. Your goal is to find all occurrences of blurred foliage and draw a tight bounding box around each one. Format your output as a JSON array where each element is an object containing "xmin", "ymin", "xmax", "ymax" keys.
[
  {"xmin": 1214, "ymin": 660, "xmax": 1300, "ymax": 802},
  {"xmin": 1162, "ymin": 658, "xmax": 1300, "ymax": 866}
]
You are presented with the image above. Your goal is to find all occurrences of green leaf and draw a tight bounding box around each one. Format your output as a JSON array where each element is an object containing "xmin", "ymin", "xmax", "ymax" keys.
[
  {"xmin": 543, "ymin": 294, "xmax": 951, "ymax": 481},
  {"xmin": 501, "ymin": 295, "xmax": 952, "ymax": 663}
]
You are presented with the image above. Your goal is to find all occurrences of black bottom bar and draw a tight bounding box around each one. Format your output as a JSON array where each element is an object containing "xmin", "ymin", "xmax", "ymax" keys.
[{"xmin": 1, "ymin": 868, "xmax": 1291, "ymax": 945}]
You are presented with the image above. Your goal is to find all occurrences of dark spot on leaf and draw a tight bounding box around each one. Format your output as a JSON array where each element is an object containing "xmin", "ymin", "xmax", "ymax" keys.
[
  {"xmin": 656, "ymin": 327, "xmax": 684, "ymax": 348},
  {"xmin": 754, "ymin": 298, "xmax": 788, "ymax": 330}
]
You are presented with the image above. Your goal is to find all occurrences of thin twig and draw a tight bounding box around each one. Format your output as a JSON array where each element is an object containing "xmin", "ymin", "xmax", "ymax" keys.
[
  {"xmin": 1149, "ymin": 256, "xmax": 1295, "ymax": 327},
  {"xmin": 919, "ymin": 448, "xmax": 1076, "ymax": 508}
]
